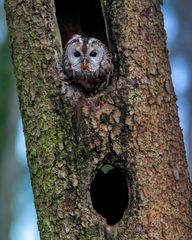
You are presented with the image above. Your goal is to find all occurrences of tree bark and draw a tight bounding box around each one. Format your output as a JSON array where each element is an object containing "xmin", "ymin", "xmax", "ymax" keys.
[{"xmin": 5, "ymin": 0, "xmax": 192, "ymax": 239}]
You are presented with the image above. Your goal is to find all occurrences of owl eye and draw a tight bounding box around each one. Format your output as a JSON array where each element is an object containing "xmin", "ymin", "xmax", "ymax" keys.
[
  {"xmin": 90, "ymin": 51, "xmax": 97, "ymax": 57},
  {"xmin": 74, "ymin": 51, "xmax": 81, "ymax": 57}
]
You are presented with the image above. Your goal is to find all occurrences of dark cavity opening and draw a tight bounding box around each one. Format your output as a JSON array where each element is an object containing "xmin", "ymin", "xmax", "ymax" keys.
[
  {"xmin": 54, "ymin": 0, "xmax": 108, "ymax": 47},
  {"xmin": 90, "ymin": 164, "xmax": 129, "ymax": 226}
]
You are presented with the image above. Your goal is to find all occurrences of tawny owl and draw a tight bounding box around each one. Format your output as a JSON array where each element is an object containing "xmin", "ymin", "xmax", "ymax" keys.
[{"xmin": 63, "ymin": 34, "xmax": 114, "ymax": 93}]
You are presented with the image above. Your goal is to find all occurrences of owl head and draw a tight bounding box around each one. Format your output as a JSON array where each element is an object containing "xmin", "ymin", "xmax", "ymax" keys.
[
  {"xmin": 63, "ymin": 34, "xmax": 113, "ymax": 93},
  {"xmin": 64, "ymin": 34, "xmax": 109, "ymax": 73}
]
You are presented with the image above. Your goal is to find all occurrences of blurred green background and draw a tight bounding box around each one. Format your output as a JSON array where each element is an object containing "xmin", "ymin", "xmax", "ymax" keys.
[{"xmin": 0, "ymin": 0, "xmax": 191, "ymax": 239}]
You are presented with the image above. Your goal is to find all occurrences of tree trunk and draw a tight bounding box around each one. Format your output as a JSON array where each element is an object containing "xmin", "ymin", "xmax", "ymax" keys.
[{"xmin": 5, "ymin": 0, "xmax": 192, "ymax": 239}]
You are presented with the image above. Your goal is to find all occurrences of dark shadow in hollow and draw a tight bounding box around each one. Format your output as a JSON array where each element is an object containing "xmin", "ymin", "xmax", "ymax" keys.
[
  {"xmin": 90, "ymin": 164, "xmax": 129, "ymax": 226},
  {"xmin": 54, "ymin": 0, "xmax": 108, "ymax": 47}
]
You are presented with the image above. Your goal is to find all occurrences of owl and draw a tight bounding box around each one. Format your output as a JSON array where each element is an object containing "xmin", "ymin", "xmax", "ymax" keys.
[{"xmin": 63, "ymin": 34, "xmax": 114, "ymax": 93}]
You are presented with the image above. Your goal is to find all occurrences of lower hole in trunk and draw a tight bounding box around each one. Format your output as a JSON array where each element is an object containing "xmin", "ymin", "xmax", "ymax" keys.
[{"xmin": 90, "ymin": 164, "xmax": 129, "ymax": 225}]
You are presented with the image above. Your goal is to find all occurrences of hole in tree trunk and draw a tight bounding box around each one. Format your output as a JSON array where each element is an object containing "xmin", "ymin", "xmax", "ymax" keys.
[
  {"xmin": 90, "ymin": 164, "xmax": 129, "ymax": 226},
  {"xmin": 54, "ymin": 0, "xmax": 108, "ymax": 47}
]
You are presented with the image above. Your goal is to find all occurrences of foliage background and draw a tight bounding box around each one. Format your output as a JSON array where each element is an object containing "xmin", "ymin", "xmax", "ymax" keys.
[{"xmin": 0, "ymin": 0, "xmax": 191, "ymax": 239}]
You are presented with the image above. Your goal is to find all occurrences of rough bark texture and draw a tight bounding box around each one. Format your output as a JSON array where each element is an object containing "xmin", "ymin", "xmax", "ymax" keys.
[{"xmin": 5, "ymin": 0, "xmax": 192, "ymax": 239}]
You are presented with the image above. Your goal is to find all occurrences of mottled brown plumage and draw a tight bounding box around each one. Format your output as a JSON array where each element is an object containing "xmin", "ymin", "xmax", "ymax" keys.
[{"xmin": 63, "ymin": 34, "xmax": 114, "ymax": 93}]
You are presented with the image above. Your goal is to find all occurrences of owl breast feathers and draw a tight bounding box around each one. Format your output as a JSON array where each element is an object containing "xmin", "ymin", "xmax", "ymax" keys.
[{"xmin": 63, "ymin": 34, "xmax": 114, "ymax": 93}]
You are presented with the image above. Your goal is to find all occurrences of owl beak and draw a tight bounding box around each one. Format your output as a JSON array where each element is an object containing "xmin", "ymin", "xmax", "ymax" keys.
[{"xmin": 81, "ymin": 60, "xmax": 89, "ymax": 71}]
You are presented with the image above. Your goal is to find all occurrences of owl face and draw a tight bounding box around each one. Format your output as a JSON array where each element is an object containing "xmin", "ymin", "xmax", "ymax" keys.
[
  {"xmin": 64, "ymin": 35, "xmax": 106, "ymax": 73},
  {"xmin": 63, "ymin": 34, "xmax": 113, "ymax": 93}
]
